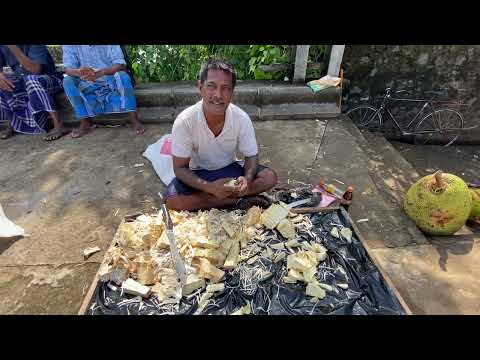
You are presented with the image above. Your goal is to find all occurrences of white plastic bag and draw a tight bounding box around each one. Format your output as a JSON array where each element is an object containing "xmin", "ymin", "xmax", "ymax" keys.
[
  {"xmin": 0, "ymin": 203, "xmax": 25, "ymax": 238},
  {"xmin": 142, "ymin": 134, "xmax": 175, "ymax": 186}
]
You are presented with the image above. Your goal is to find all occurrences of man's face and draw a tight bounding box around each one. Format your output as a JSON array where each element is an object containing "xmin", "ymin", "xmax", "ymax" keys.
[{"xmin": 199, "ymin": 69, "xmax": 234, "ymax": 117}]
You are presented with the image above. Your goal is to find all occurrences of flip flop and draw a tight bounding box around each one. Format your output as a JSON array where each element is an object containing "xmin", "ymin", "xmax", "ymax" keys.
[
  {"xmin": 1, "ymin": 127, "xmax": 14, "ymax": 140},
  {"xmin": 235, "ymin": 195, "xmax": 272, "ymax": 210},
  {"xmin": 43, "ymin": 128, "xmax": 71, "ymax": 141},
  {"xmin": 135, "ymin": 127, "xmax": 146, "ymax": 135},
  {"xmin": 71, "ymin": 125, "xmax": 97, "ymax": 138}
]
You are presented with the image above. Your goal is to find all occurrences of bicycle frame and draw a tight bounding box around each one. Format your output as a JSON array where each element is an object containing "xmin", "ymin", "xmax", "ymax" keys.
[{"xmin": 370, "ymin": 94, "xmax": 448, "ymax": 135}]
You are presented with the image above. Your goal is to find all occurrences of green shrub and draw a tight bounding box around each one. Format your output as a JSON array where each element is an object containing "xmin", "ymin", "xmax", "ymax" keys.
[{"xmin": 126, "ymin": 45, "xmax": 327, "ymax": 83}]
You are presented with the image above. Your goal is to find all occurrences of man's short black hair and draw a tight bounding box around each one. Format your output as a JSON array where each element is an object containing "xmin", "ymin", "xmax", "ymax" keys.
[{"xmin": 199, "ymin": 58, "xmax": 236, "ymax": 88}]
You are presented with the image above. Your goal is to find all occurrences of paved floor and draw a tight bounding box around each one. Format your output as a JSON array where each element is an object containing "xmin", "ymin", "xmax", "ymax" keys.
[{"xmin": 1, "ymin": 119, "xmax": 479, "ymax": 314}]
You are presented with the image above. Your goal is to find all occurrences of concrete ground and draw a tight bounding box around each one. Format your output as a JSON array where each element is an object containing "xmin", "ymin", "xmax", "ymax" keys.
[
  {"xmin": 1, "ymin": 118, "xmax": 479, "ymax": 314},
  {"xmin": 0, "ymin": 120, "xmax": 328, "ymax": 314},
  {"xmin": 391, "ymin": 141, "xmax": 480, "ymax": 183}
]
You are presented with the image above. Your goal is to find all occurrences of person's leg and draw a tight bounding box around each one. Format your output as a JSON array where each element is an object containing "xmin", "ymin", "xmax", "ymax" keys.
[
  {"xmin": 62, "ymin": 75, "xmax": 96, "ymax": 138},
  {"xmin": 244, "ymin": 166, "xmax": 278, "ymax": 196},
  {"xmin": 0, "ymin": 93, "xmax": 13, "ymax": 139},
  {"xmin": 129, "ymin": 111, "xmax": 145, "ymax": 135},
  {"xmin": 166, "ymin": 192, "xmax": 237, "ymax": 211},
  {"xmin": 0, "ymin": 79, "xmax": 18, "ymax": 139},
  {"xmin": 163, "ymin": 163, "xmax": 277, "ymax": 211},
  {"xmin": 43, "ymin": 111, "xmax": 71, "ymax": 141},
  {"xmin": 23, "ymin": 74, "xmax": 70, "ymax": 141},
  {"xmin": 71, "ymin": 118, "xmax": 96, "ymax": 138},
  {"xmin": 116, "ymin": 71, "xmax": 145, "ymax": 135}
]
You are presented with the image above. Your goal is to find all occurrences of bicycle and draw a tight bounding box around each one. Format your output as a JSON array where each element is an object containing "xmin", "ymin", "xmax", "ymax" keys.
[{"xmin": 346, "ymin": 87, "xmax": 476, "ymax": 146}]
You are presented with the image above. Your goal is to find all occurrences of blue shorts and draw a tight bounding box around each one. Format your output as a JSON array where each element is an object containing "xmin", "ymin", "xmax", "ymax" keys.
[{"xmin": 163, "ymin": 162, "xmax": 267, "ymax": 198}]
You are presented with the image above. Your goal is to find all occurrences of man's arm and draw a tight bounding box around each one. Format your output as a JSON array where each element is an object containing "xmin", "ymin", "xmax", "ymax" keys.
[
  {"xmin": 243, "ymin": 155, "xmax": 259, "ymax": 183},
  {"xmin": 173, "ymin": 156, "xmax": 233, "ymax": 199},
  {"xmin": 6, "ymin": 45, "xmax": 42, "ymax": 75},
  {"xmin": 65, "ymin": 64, "xmax": 127, "ymax": 80}
]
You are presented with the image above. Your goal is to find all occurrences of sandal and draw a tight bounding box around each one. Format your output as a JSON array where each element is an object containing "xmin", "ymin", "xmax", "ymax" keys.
[
  {"xmin": 1, "ymin": 127, "xmax": 14, "ymax": 140},
  {"xmin": 43, "ymin": 127, "xmax": 71, "ymax": 141},
  {"xmin": 235, "ymin": 195, "xmax": 272, "ymax": 210}
]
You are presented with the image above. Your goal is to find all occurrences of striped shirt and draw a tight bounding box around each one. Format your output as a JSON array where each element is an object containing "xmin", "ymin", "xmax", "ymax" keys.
[{"xmin": 62, "ymin": 45, "xmax": 126, "ymax": 70}]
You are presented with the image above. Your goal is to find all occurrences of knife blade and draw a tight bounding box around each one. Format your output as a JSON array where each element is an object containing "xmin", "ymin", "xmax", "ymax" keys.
[{"xmin": 158, "ymin": 193, "xmax": 187, "ymax": 285}]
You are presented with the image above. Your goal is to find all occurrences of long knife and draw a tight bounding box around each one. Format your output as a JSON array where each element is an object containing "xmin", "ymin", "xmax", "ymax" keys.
[{"xmin": 158, "ymin": 193, "xmax": 187, "ymax": 285}]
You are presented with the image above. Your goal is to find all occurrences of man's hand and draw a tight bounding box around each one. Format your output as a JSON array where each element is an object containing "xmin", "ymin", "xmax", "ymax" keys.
[
  {"xmin": 81, "ymin": 68, "xmax": 103, "ymax": 82},
  {"xmin": 206, "ymin": 178, "xmax": 236, "ymax": 199},
  {"xmin": 0, "ymin": 73, "xmax": 15, "ymax": 92},
  {"xmin": 234, "ymin": 176, "xmax": 250, "ymax": 197}
]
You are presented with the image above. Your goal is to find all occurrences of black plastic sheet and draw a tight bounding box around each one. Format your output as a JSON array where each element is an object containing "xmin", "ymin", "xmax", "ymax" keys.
[{"xmin": 88, "ymin": 190, "xmax": 406, "ymax": 315}]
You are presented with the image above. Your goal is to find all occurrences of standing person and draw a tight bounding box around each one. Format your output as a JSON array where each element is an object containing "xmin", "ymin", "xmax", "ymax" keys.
[
  {"xmin": 164, "ymin": 58, "xmax": 278, "ymax": 211},
  {"xmin": 62, "ymin": 45, "xmax": 145, "ymax": 138},
  {"xmin": 0, "ymin": 45, "xmax": 69, "ymax": 141}
]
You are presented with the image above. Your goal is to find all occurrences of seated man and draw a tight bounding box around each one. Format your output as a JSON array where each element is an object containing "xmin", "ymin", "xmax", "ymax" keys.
[
  {"xmin": 62, "ymin": 45, "xmax": 145, "ymax": 138},
  {"xmin": 164, "ymin": 58, "xmax": 278, "ymax": 211},
  {"xmin": 0, "ymin": 45, "xmax": 68, "ymax": 141}
]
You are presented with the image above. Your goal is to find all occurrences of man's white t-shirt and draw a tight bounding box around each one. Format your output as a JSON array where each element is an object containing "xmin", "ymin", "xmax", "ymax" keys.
[{"xmin": 171, "ymin": 100, "xmax": 258, "ymax": 171}]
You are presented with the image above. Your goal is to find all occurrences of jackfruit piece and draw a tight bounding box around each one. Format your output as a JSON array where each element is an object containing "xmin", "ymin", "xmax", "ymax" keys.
[
  {"xmin": 246, "ymin": 255, "xmax": 259, "ymax": 265},
  {"xmin": 260, "ymin": 203, "xmax": 289, "ymax": 229},
  {"xmin": 287, "ymin": 251, "xmax": 317, "ymax": 272},
  {"xmin": 319, "ymin": 283, "xmax": 333, "ymax": 292},
  {"xmin": 198, "ymin": 258, "xmax": 225, "ymax": 283},
  {"xmin": 340, "ymin": 227, "xmax": 353, "ymax": 243},
  {"xmin": 206, "ymin": 283, "xmax": 225, "ymax": 293},
  {"xmin": 303, "ymin": 266, "xmax": 317, "ymax": 283},
  {"xmin": 154, "ymin": 231, "xmax": 170, "ymax": 250},
  {"xmin": 306, "ymin": 283, "xmax": 326, "ymax": 299},
  {"xmin": 273, "ymin": 251, "xmax": 287, "ymax": 263},
  {"xmin": 223, "ymin": 240, "xmax": 240, "ymax": 270},
  {"xmin": 277, "ymin": 219, "xmax": 296, "ymax": 239},
  {"xmin": 282, "ymin": 276, "xmax": 298, "ymax": 284},
  {"xmin": 136, "ymin": 260, "xmax": 156, "ymax": 285},
  {"xmin": 181, "ymin": 274, "xmax": 206, "ymax": 296},
  {"xmin": 192, "ymin": 248, "xmax": 224, "ymax": 268},
  {"xmin": 330, "ymin": 227, "xmax": 340, "ymax": 238},
  {"xmin": 230, "ymin": 301, "xmax": 251, "ymax": 315},
  {"xmin": 220, "ymin": 217, "xmax": 236, "ymax": 238},
  {"xmin": 285, "ymin": 239, "xmax": 301, "ymax": 248},
  {"xmin": 270, "ymin": 242, "xmax": 285, "ymax": 250},
  {"xmin": 244, "ymin": 206, "xmax": 263, "ymax": 227},
  {"xmin": 190, "ymin": 235, "xmax": 219, "ymax": 249},
  {"xmin": 288, "ymin": 268, "xmax": 305, "ymax": 281},
  {"xmin": 122, "ymin": 278, "xmax": 151, "ymax": 298}
]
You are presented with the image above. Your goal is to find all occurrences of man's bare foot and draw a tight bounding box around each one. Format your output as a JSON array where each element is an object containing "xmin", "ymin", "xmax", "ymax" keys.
[
  {"xmin": 43, "ymin": 127, "xmax": 71, "ymax": 141},
  {"xmin": 0, "ymin": 126, "xmax": 14, "ymax": 140},
  {"xmin": 133, "ymin": 120, "xmax": 145, "ymax": 135},
  {"xmin": 72, "ymin": 124, "xmax": 97, "ymax": 138}
]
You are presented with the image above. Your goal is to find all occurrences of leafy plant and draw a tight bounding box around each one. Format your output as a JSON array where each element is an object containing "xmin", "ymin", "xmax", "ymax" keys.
[
  {"xmin": 248, "ymin": 45, "xmax": 290, "ymax": 80},
  {"xmin": 126, "ymin": 45, "xmax": 326, "ymax": 83}
]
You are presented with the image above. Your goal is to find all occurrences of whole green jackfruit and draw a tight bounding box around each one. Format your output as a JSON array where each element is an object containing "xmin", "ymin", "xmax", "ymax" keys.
[
  {"xmin": 468, "ymin": 187, "xmax": 480, "ymax": 221},
  {"xmin": 404, "ymin": 171, "xmax": 472, "ymax": 235}
]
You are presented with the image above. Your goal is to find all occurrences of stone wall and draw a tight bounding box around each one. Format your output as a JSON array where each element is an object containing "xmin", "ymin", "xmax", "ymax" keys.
[{"xmin": 342, "ymin": 45, "xmax": 480, "ymax": 129}]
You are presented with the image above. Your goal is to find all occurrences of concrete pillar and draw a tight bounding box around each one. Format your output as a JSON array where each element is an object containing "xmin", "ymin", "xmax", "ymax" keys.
[
  {"xmin": 293, "ymin": 45, "xmax": 310, "ymax": 84},
  {"xmin": 327, "ymin": 45, "xmax": 345, "ymax": 77}
]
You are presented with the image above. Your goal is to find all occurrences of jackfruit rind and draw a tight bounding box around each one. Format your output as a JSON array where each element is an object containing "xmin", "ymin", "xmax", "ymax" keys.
[
  {"xmin": 469, "ymin": 188, "xmax": 480, "ymax": 221},
  {"xmin": 404, "ymin": 172, "xmax": 472, "ymax": 235}
]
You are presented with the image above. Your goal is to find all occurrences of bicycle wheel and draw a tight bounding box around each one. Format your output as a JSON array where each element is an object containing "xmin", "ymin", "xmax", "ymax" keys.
[
  {"xmin": 346, "ymin": 105, "xmax": 382, "ymax": 131},
  {"xmin": 414, "ymin": 109, "xmax": 464, "ymax": 146}
]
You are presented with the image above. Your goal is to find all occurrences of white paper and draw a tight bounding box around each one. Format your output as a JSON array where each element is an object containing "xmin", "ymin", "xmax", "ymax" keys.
[{"xmin": 0, "ymin": 204, "xmax": 25, "ymax": 238}]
